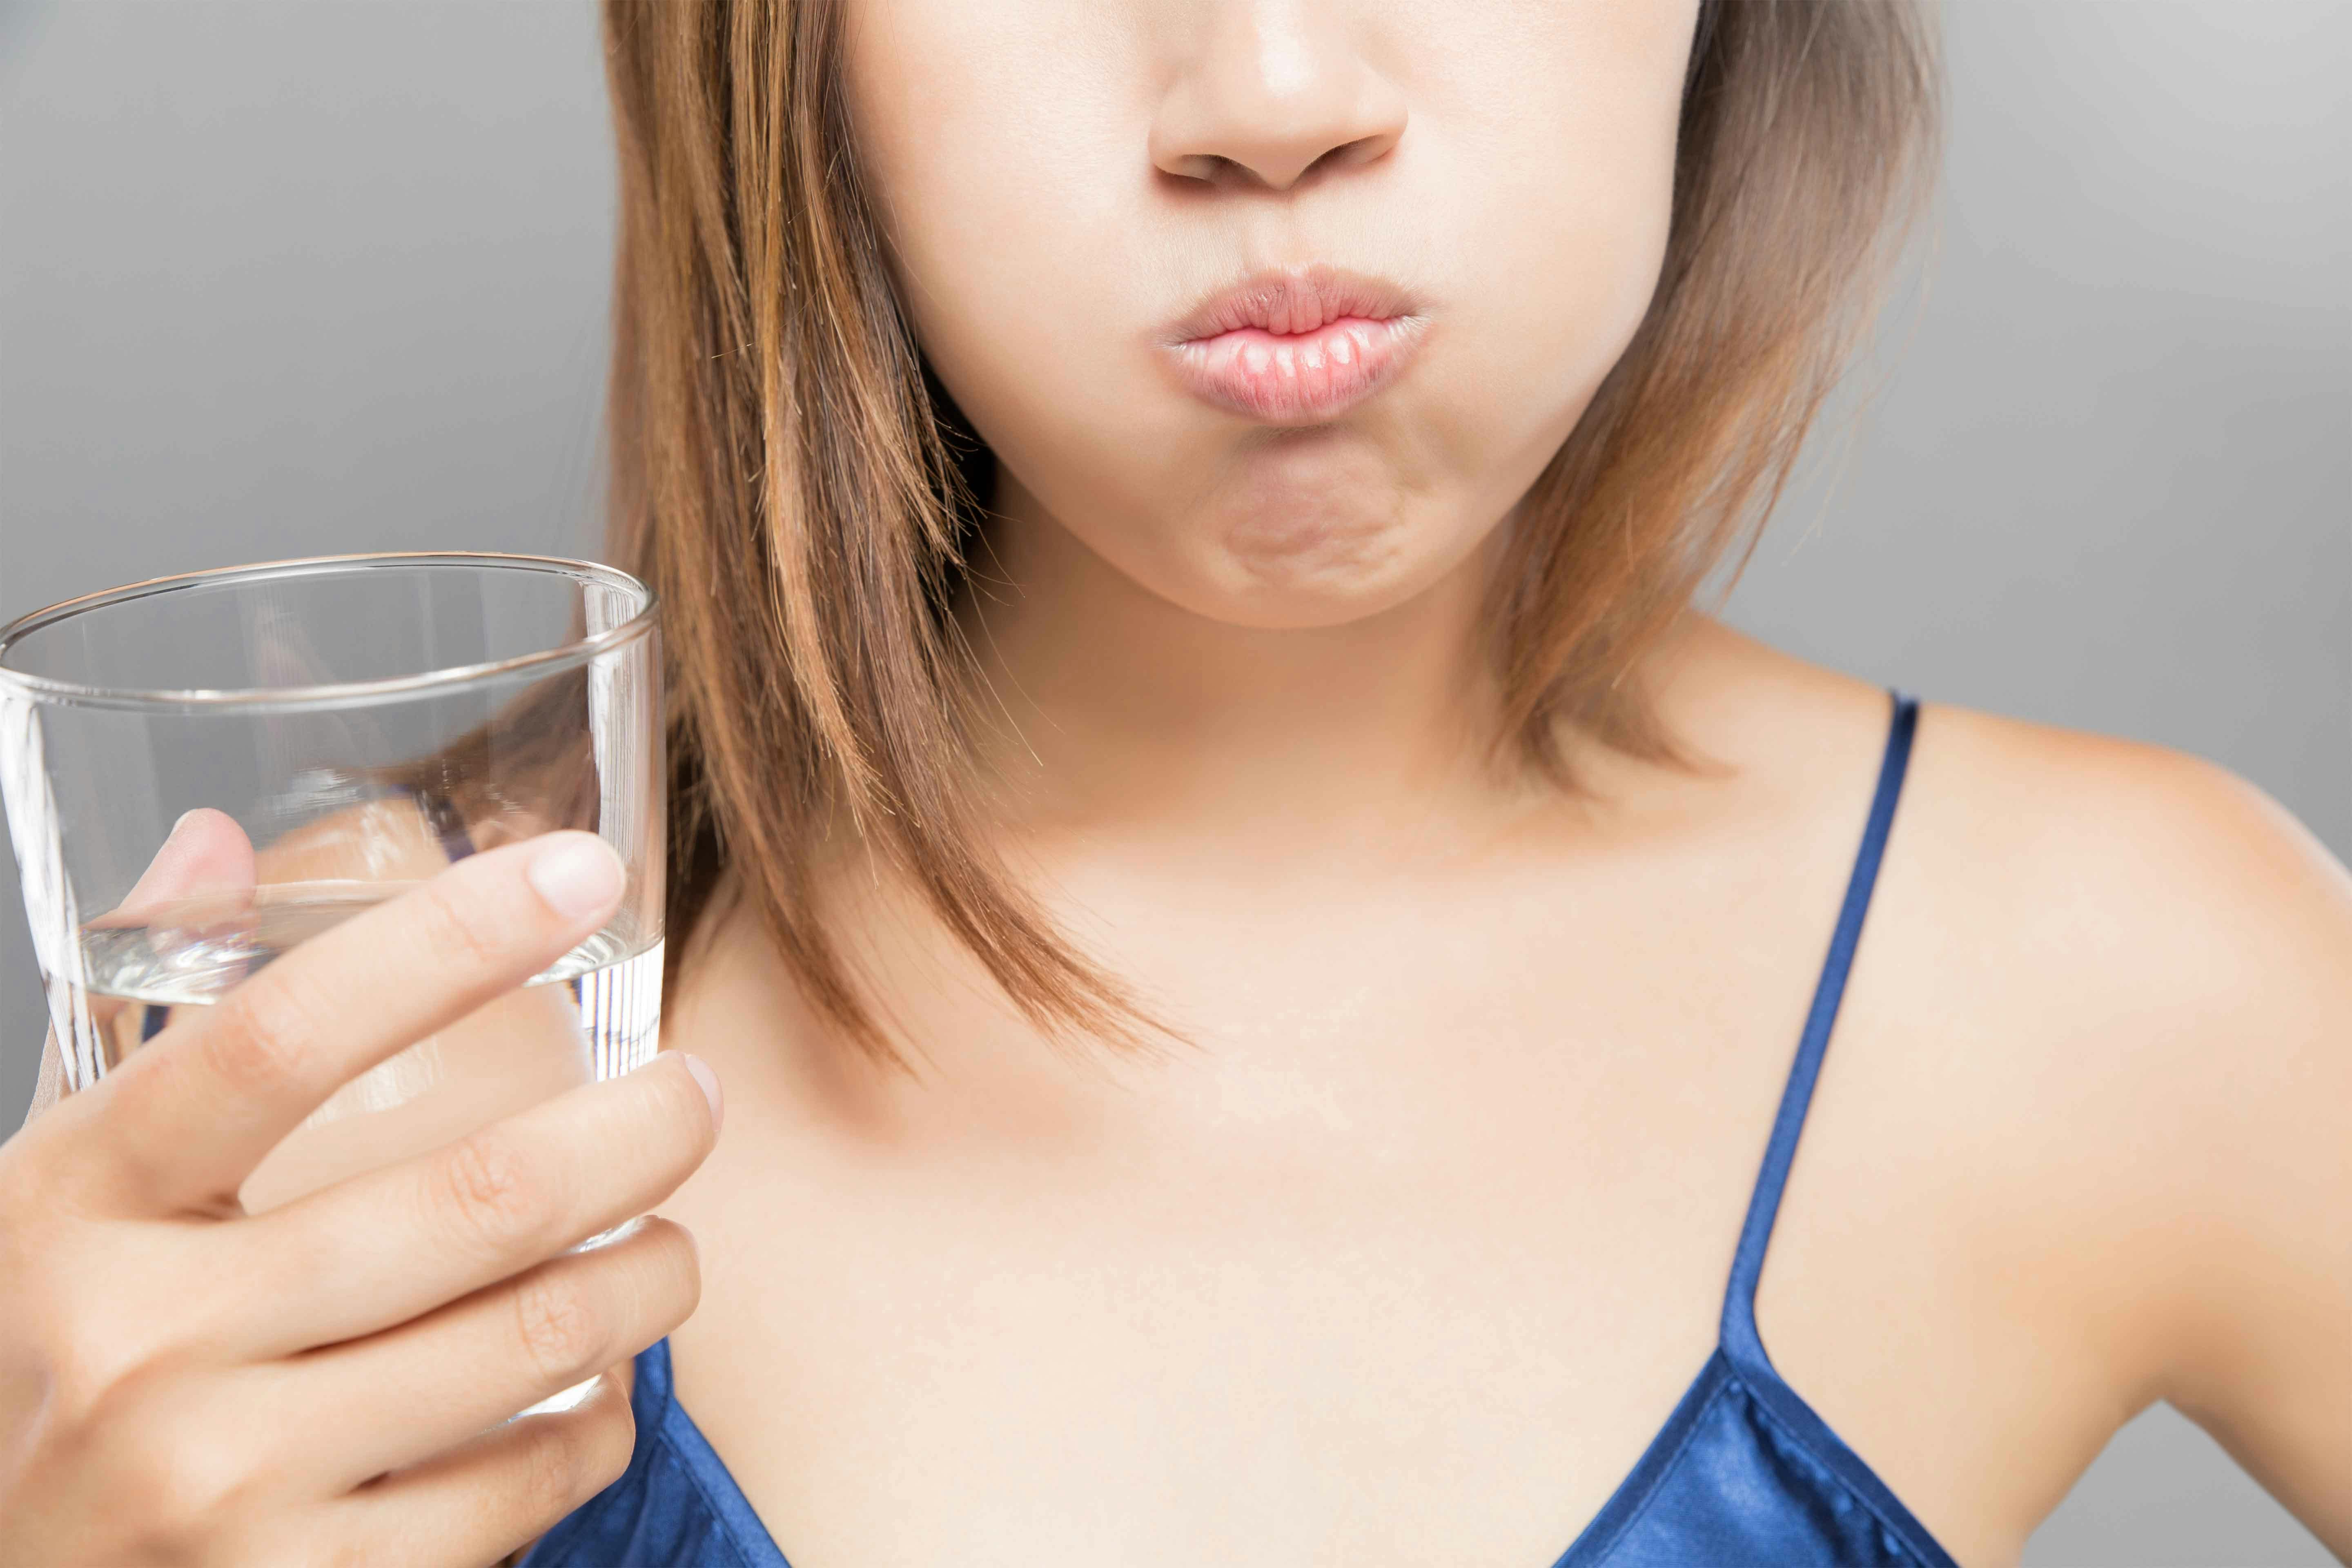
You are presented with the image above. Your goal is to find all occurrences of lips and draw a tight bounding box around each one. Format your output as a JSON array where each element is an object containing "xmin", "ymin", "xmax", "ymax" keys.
[{"xmin": 1159, "ymin": 265, "xmax": 1427, "ymax": 424}]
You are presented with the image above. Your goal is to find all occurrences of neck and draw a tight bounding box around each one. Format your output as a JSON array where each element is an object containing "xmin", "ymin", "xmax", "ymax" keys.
[{"xmin": 956, "ymin": 481, "xmax": 1536, "ymax": 865}]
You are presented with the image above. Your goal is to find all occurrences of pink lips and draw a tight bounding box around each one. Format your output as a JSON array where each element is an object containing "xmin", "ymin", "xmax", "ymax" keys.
[{"xmin": 1160, "ymin": 265, "xmax": 1426, "ymax": 424}]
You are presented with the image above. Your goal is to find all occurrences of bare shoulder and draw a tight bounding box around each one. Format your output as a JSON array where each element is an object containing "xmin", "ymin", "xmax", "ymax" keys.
[
  {"xmin": 1682, "ymin": 624, "xmax": 2348, "ymax": 1223},
  {"xmin": 1645, "ymin": 618, "xmax": 2345, "ymax": 1170},
  {"xmin": 1921, "ymin": 693, "xmax": 2343, "ymax": 911},
  {"xmin": 1664, "ymin": 622, "xmax": 2349, "ymax": 1551},
  {"xmin": 1901, "ymin": 694, "xmax": 2351, "ymax": 1129},
  {"xmin": 1860, "ymin": 685, "xmax": 2349, "ymax": 1546}
]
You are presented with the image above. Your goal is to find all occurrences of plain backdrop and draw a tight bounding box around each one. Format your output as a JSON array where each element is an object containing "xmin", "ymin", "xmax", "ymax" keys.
[{"xmin": 1, "ymin": 3, "xmax": 2344, "ymax": 1563}]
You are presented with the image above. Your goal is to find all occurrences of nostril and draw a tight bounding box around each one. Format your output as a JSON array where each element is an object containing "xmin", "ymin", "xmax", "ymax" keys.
[
  {"xmin": 1304, "ymin": 140, "xmax": 1356, "ymax": 180},
  {"xmin": 1188, "ymin": 138, "xmax": 1384, "ymax": 193},
  {"xmin": 1167, "ymin": 152, "xmax": 1248, "ymax": 188}
]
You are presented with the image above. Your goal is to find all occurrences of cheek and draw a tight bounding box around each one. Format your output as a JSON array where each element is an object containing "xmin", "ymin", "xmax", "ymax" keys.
[
  {"xmin": 1419, "ymin": 5, "xmax": 1689, "ymax": 462},
  {"xmin": 847, "ymin": 1, "xmax": 1153, "ymax": 409}
]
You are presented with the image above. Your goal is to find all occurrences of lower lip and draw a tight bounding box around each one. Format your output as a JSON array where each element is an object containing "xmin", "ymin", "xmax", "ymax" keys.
[{"xmin": 1166, "ymin": 316, "xmax": 1422, "ymax": 423}]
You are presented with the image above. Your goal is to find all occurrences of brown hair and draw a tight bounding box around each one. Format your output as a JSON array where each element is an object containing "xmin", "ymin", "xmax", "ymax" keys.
[{"xmin": 599, "ymin": 0, "xmax": 1944, "ymax": 1066}]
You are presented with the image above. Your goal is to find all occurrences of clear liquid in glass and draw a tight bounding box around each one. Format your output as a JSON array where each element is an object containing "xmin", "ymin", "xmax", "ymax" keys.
[
  {"xmin": 78, "ymin": 885, "xmax": 663, "ymax": 1083},
  {"xmin": 71, "ymin": 886, "xmax": 663, "ymax": 1207}
]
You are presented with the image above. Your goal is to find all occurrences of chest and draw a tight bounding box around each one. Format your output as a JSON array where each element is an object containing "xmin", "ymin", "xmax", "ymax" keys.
[{"xmin": 655, "ymin": 910, "xmax": 1831, "ymax": 1567}]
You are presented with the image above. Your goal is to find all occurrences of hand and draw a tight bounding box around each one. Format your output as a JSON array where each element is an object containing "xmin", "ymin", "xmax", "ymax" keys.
[{"xmin": 0, "ymin": 829, "xmax": 722, "ymax": 1566}]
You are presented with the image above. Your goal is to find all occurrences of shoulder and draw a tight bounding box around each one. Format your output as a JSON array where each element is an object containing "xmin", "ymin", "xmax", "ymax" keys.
[
  {"xmin": 1647, "ymin": 623, "xmax": 2349, "ymax": 1098},
  {"xmin": 1899, "ymin": 695, "xmax": 2350, "ymax": 1104},
  {"xmin": 1890, "ymin": 695, "xmax": 2352, "ymax": 1538},
  {"xmin": 1677, "ymin": 625, "xmax": 2349, "ymax": 1545},
  {"xmin": 1861, "ymin": 686, "xmax": 2351, "ymax": 1261},
  {"xmin": 1680, "ymin": 625, "xmax": 2349, "ymax": 1236},
  {"xmin": 1631, "ymin": 619, "xmax": 2345, "ymax": 1242},
  {"xmin": 1666, "ymin": 620, "xmax": 2348, "ymax": 1340}
]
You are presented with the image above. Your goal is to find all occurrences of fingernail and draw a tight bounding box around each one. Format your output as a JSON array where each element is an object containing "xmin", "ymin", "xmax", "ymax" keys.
[
  {"xmin": 681, "ymin": 1053, "xmax": 724, "ymax": 1133},
  {"xmin": 526, "ymin": 833, "xmax": 625, "ymax": 920}
]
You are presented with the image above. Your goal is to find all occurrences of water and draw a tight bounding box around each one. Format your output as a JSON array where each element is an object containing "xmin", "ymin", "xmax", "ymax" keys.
[
  {"xmin": 72, "ymin": 884, "xmax": 663, "ymax": 1207},
  {"xmin": 75, "ymin": 885, "xmax": 664, "ymax": 1085}
]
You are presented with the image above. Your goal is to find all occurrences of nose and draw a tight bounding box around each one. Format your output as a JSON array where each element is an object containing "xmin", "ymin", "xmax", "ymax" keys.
[{"xmin": 1149, "ymin": 2, "xmax": 1408, "ymax": 193}]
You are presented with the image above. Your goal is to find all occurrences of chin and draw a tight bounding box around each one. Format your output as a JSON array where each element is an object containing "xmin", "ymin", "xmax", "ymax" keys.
[
  {"xmin": 1140, "ymin": 496, "xmax": 1479, "ymax": 632},
  {"xmin": 1169, "ymin": 430, "xmax": 1488, "ymax": 631}
]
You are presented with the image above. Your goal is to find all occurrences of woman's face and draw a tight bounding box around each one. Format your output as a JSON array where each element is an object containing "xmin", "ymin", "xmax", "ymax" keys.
[{"xmin": 844, "ymin": 0, "xmax": 1699, "ymax": 630}]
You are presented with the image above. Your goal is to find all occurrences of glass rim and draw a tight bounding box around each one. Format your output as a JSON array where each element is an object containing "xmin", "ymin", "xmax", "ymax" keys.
[{"xmin": 0, "ymin": 551, "xmax": 660, "ymax": 713}]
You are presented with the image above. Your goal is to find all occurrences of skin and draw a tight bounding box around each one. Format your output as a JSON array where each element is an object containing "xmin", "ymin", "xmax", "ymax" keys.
[{"xmin": 6, "ymin": 2, "xmax": 2346, "ymax": 1566}]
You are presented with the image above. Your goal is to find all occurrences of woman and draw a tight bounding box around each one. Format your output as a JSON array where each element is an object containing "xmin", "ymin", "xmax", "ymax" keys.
[{"xmin": 3, "ymin": 0, "xmax": 2345, "ymax": 1564}]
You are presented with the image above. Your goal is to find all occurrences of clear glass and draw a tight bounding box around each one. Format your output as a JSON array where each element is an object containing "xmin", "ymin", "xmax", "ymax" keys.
[{"xmin": 0, "ymin": 553, "xmax": 662, "ymax": 1410}]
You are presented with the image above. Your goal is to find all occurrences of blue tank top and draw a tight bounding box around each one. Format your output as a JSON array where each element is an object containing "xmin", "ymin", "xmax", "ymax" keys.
[{"xmin": 523, "ymin": 688, "xmax": 1955, "ymax": 1568}]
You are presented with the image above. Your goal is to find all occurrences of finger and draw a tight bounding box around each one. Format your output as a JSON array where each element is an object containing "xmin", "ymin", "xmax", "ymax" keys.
[
  {"xmin": 320, "ymin": 1364, "xmax": 638, "ymax": 1568},
  {"xmin": 286, "ymin": 1214, "xmax": 697, "ymax": 1490},
  {"xmin": 16, "ymin": 811, "xmax": 261, "ymax": 1139},
  {"xmin": 234, "ymin": 1051, "xmax": 719, "ymax": 1355},
  {"xmin": 87, "ymin": 808, "xmax": 261, "ymax": 1053},
  {"xmin": 94, "ymin": 806, "xmax": 258, "ymax": 927},
  {"xmin": 89, "ymin": 831, "xmax": 628, "ymax": 1216}
]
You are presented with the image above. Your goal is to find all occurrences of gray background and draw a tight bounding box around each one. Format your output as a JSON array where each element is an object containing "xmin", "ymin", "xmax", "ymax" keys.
[{"xmin": 2, "ymin": 3, "xmax": 2343, "ymax": 1562}]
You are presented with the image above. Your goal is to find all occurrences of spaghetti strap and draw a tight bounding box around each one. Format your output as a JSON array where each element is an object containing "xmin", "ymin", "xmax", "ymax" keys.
[{"xmin": 1721, "ymin": 687, "xmax": 1919, "ymax": 1370}]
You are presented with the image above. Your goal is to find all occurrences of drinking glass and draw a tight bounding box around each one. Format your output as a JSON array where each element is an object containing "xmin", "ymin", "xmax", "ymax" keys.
[{"xmin": 1, "ymin": 554, "xmax": 663, "ymax": 1328}]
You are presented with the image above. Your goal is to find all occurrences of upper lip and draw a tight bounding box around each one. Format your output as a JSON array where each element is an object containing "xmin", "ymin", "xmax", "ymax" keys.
[{"xmin": 1160, "ymin": 263, "xmax": 1420, "ymax": 344}]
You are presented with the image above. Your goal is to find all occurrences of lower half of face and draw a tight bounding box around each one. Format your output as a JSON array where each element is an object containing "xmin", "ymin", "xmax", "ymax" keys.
[{"xmin": 847, "ymin": 0, "xmax": 1697, "ymax": 631}]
